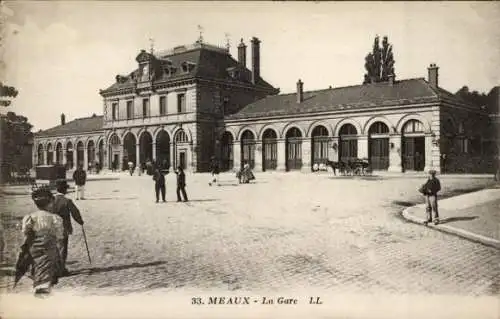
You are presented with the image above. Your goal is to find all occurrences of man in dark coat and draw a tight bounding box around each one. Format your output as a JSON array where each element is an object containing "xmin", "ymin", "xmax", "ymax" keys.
[
  {"xmin": 175, "ymin": 166, "xmax": 188, "ymax": 202},
  {"xmin": 72, "ymin": 164, "xmax": 87, "ymax": 200},
  {"xmin": 152, "ymin": 168, "xmax": 166, "ymax": 203},
  {"xmin": 52, "ymin": 179, "xmax": 84, "ymax": 275},
  {"xmin": 420, "ymin": 169, "xmax": 442, "ymax": 225}
]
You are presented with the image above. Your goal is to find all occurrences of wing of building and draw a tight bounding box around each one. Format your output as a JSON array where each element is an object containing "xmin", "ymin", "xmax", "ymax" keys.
[{"xmin": 33, "ymin": 37, "xmax": 499, "ymax": 174}]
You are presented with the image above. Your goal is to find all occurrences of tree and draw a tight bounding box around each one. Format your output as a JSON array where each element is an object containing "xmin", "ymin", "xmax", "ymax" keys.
[
  {"xmin": 363, "ymin": 35, "xmax": 396, "ymax": 84},
  {"xmin": 0, "ymin": 111, "xmax": 33, "ymax": 183},
  {"xmin": 0, "ymin": 82, "xmax": 19, "ymax": 107},
  {"xmin": 455, "ymin": 86, "xmax": 489, "ymax": 109}
]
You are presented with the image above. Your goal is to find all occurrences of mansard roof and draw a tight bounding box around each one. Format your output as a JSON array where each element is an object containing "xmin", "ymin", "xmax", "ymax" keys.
[
  {"xmin": 35, "ymin": 114, "xmax": 104, "ymax": 138},
  {"xmin": 101, "ymin": 42, "xmax": 276, "ymax": 95},
  {"xmin": 225, "ymin": 78, "xmax": 480, "ymax": 120}
]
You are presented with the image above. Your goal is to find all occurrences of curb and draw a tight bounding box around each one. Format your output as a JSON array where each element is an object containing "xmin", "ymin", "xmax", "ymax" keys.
[{"xmin": 402, "ymin": 205, "xmax": 500, "ymax": 250}]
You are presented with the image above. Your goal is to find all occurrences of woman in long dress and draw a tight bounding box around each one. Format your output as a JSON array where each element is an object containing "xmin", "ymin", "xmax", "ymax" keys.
[{"xmin": 21, "ymin": 187, "xmax": 65, "ymax": 295}]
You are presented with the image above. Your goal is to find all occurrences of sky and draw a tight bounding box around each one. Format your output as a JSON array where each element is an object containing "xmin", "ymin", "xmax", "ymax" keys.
[{"xmin": 2, "ymin": 1, "xmax": 500, "ymax": 131}]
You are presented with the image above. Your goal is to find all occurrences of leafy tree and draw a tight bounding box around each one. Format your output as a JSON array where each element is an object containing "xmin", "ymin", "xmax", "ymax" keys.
[
  {"xmin": 363, "ymin": 35, "xmax": 396, "ymax": 84},
  {"xmin": 0, "ymin": 112, "xmax": 33, "ymax": 183},
  {"xmin": 455, "ymin": 86, "xmax": 489, "ymax": 108},
  {"xmin": 0, "ymin": 82, "xmax": 19, "ymax": 107}
]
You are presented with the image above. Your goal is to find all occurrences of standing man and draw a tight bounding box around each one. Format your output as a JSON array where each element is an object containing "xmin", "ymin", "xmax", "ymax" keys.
[
  {"xmin": 208, "ymin": 156, "xmax": 220, "ymax": 186},
  {"xmin": 128, "ymin": 161, "xmax": 134, "ymax": 176},
  {"xmin": 175, "ymin": 166, "xmax": 188, "ymax": 202},
  {"xmin": 72, "ymin": 164, "xmax": 87, "ymax": 200},
  {"xmin": 52, "ymin": 179, "xmax": 84, "ymax": 276},
  {"xmin": 420, "ymin": 169, "xmax": 441, "ymax": 225},
  {"xmin": 153, "ymin": 168, "xmax": 166, "ymax": 203}
]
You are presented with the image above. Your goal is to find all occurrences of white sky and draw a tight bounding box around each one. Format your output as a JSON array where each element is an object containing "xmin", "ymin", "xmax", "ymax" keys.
[{"xmin": 2, "ymin": 1, "xmax": 500, "ymax": 131}]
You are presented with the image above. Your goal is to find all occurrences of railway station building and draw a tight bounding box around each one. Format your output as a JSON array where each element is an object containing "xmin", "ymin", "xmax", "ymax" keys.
[{"xmin": 33, "ymin": 37, "xmax": 499, "ymax": 174}]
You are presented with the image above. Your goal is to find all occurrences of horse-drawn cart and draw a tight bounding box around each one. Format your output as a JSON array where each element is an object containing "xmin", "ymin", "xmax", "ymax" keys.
[
  {"xmin": 325, "ymin": 158, "xmax": 373, "ymax": 176},
  {"xmin": 32, "ymin": 164, "xmax": 67, "ymax": 191}
]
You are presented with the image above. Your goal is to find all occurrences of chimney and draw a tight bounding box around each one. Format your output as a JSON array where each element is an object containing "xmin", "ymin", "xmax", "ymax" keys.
[
  {"xmin": 61, "ymin": 113, "xmax": 66, "ymax": 125},
  {"xmin": 237, "ymin": 38, "xmax": 247, "ymax": 68},
  {"xmin": 388, "ymin": 74, "xmax": 395, "ymax": 86},
  {"xmin": 251, "ymin": 37, "xmax": 261, "ymax": 84},
  {"xmin": 297, "ymin": 79, "xmax": 304, "ymax": 104},
  {"xmin": 428, "ymin": 63, "xmax": 439, "ymax": 89}
]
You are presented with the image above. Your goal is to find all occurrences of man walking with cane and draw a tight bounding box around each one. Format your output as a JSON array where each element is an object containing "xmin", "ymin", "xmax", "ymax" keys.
[{"xmin": 52, "ymin": 179, "xmax": 85, "ymax": 276}]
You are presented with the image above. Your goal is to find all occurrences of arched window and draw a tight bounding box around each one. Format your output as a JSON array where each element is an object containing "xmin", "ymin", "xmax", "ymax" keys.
[
  {"xmin": 403, "ymin": 119, "xmax": 424, "ymax": 134},
  {"xmin": 175, "ymin": 130, "xmax": 189, "ymax": 143},
  {"xmin": 339, "ymin": 124, "xmax": 358, "ymax": 136},
  {"xmin": 110, "ymin": 134, "xmax": 120, "ymax": 145},
  {"xmin": 37, "ymin": 144, "xmax": 44, "ymax": 165},
  {"xmin": 368, "ymin": 122, "xmax": 389, "ymax": 135}
]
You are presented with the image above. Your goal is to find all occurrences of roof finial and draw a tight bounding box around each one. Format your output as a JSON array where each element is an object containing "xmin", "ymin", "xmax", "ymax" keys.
[
  {"xmin": 197, "ymin": 25, "xmax": 204, "ymax": 43},
  {"xmin": 225, "ymin": 33, "xmax": 231, "ymax": 51},
  {"xmin": 149, "ymin": 37, "xmax": 155, "ymax": 54}
]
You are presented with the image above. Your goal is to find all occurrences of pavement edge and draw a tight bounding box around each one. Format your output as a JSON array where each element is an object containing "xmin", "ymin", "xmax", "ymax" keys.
[{"xmin": 402, "ymin": 204, "xmax": 500, "ymax": 250}]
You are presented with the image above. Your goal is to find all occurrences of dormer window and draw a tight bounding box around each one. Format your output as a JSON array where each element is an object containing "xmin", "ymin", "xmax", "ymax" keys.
[
  {"xmin": 141, "ymin": 64, "xmax": 150, "ymax": 81},
  {"xmin": 164, "ymin": 66, "xmax": 176, "ymax": 78},
  {"xmin": 115, "ymin": 75, "xmax": 128, "ymax": 83},
  {"xmin": 181, "ymin": 62, "xmax": 195, "ymax": 73},
  {"xmin": 181, "ymin": 62, "xmax": 188, "ymax": 73}
]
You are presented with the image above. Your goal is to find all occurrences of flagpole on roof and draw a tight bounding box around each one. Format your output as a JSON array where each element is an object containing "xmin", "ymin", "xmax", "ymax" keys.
[{"xmin": 197, "ymin": 25, "xmax": 204, "ymax": 44}]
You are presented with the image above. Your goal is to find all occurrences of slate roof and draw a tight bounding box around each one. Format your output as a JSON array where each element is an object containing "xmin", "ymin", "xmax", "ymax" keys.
[
  {"xmin": 35, "ymin": 115, "xmax": 104, "ymax": 138},
  {"xmin": 225, "ymin": 78, "xmax": 477, "ymax": 120},
  {"xmin": 101, "ymin": 43, "xmax": 276, "ymax": 93}
]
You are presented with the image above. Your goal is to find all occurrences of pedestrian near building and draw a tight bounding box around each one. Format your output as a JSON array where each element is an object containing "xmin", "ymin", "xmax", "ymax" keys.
[
  {"xmin": 128, "ymin": 161, "xmax": 134, "ymax": 176},
  {"xmin": 72, "ymin": 165, "xmax": 87, "ymax": 200},
  {"xmin": 175, "ymin": 166, "xmax": 188, "ymax": 202},
  {"xmin": 209, "ymin": 156, "xmax": 220, "ymax": 186},
  {"xmin": 20, "ymin": 187, "xmax": 65, "ymax": 295},
  {"xmin": 153, "ymin": 168, "xmax": 166, "ymax": 203},
  {"xmin": 419, "ymin": 169, "xmax": 442, "ymax": 225},
  {"xmin": 52, "ymin": 179, "xmax": 84, "ymax": 275}
]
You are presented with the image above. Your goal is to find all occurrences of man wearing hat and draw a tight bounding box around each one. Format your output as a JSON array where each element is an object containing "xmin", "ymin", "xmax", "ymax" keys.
[
  {"xmin": 52, "ymin": 179, "xmax": 85, "ymax": 275},
  {"xmin": 422, "ymin": 169, "xmax": 441, "ymax": 225}
]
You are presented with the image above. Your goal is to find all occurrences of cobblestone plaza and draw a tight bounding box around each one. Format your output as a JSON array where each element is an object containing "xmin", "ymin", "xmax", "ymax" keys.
[{"xmin": 1, "ymin": 173, "xmax": 498, "ymax": 296}]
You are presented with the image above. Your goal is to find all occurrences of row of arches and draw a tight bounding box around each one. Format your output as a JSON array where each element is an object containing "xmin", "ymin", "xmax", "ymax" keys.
[
  {"xmin": 219, "ymin": 119, "xmax": 427, "ymax": 171},
  {"xmin": 37, "ymin": 140, "xmax": 104, "ymax": 169},
  {"xmin": 107, "ymin": 128, "xmax": 190, "ymax": 170}
]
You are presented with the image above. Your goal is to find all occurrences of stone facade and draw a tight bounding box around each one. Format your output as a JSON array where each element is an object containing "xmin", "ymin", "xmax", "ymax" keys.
[{"xmin": 33, "ymin": 38, "xmax": 498, "ymax": 175}]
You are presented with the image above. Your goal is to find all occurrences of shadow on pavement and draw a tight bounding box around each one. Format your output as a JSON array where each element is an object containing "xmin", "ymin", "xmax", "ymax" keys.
[
  {"xmin": 392, "ymin": 200, "xmax": 418, "ymax": 207},
  {"xmin": 439, "ymin": 216, "xmax": 479, "ymax": 224},
  {"xmin": 82, "ymin": 197, "xmax": 139, "ymax": 201},
  {"xmin": 86, "ymin": 177, "xmax": 121, "ymax": 182},
  {"xmin": 66, "ymin": 261, "xmax": 167, "ymax": 277},
  {"xmin": 183, "ymin": 199, "xmax": 220, "ymax": 203}
]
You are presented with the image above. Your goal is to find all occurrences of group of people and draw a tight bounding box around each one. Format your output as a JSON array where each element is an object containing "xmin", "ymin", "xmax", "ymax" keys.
[
  {"xmin": 19, "ymin": 179, "xmax": 85, "ymax": 296},
  {"xmin": 152, "ymin": 166, "xmax": 188, "ymax": 203}
]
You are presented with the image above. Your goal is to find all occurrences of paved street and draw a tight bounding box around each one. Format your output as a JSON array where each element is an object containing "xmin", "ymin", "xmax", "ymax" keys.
[{"xmin": 1, "ymin": 172, "xmax": 498, "ymax": 298}]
